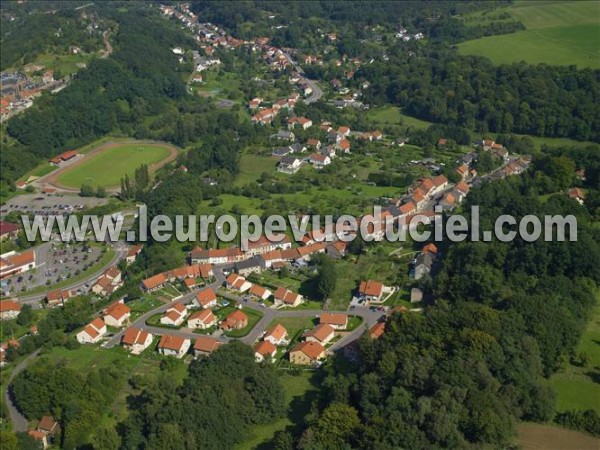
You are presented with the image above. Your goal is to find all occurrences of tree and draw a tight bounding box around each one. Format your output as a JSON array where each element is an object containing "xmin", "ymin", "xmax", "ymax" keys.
[
  {"xmin": 313, "ymin": 255, "xmax": 337, "ymax": 300},
  {"xmin": 79, "ymin": 184, "xmax": 95, "ymax": 197},
  {"xmin": 16, "ymin": 304, "xmax": 33, "ymax": 325}
]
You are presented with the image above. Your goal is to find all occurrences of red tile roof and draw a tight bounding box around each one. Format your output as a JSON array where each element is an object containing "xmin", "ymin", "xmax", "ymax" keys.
[
  {"xmin": 0, "ymin": 299, "xmax": 20, "ymax": 313},
  {"xmin": 255, "ymin": 340, "xmax": 277, "ymax": 358},
  {"xmin": 196, "ymin": 288, "xmax": 217, "ymax": 306},
  {"xmin": 359, "ymin": 280, "xmax": 383, "ymax": 297},
  {"xmin": 122, "ymin": 327, "xmax": 150, "ymax": 346},
  {"xmin": 319, "ymin": 313, "xmax": 348, "ymax": 327},
  {"xmin": 265, "ymin": 323, "xmax": 287, "ymax": 341},
  {"xmin": 291, "ymin": 341, "xmax": 324, "ymax": 360},
  {"xmin": 158, "ymin": 334, "xmax": 188, "ymax": 352},
  {"xmin": 194, "ymin": 335, "xmax": 221, "ymax": 353}
]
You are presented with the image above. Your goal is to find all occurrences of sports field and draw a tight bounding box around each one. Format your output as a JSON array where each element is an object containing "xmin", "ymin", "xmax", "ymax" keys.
[
  {"xmin": 457, "ymin": 1, "xmax": 600, "ymax": 68},
  {"xmin": 54, "ymin": 141, "xmax": 177, "ymax": 189}
]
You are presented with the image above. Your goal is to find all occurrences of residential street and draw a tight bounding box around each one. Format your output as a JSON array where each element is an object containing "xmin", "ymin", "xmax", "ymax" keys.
[
  {"xmin": 4, "ymin": 350, "xmax": 40, "ymax": 432},
  {"xmin": 104, "ymin": 266, "xmax": 382, "ymax": 351}
]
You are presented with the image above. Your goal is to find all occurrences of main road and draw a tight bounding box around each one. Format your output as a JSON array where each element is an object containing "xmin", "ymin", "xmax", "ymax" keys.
[{"xmin": 280, "ymin": 50, "xmax": 323, "ymax": 104}]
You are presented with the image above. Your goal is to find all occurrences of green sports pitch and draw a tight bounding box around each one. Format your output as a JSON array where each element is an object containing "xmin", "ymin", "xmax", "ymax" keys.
[{"xmin": 55, "ymin": 142, "xmax": 174, "ymax": 189}]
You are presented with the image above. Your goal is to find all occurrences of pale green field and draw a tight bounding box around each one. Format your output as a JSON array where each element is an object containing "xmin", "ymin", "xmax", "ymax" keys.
[
  {"xmin": 56, "ymin": 143, "xmax": 173, "ymax": 189},
  {"xmin": 367, "ymin": 105, "xmax": 433, "ymax": 130},
  {"xmin": 458, "ymin": 1, "xmax": 600, "ymax": 68},
  {"xmin": 547, "ymin": 293, "xmax": 600, "ymax": 413}
]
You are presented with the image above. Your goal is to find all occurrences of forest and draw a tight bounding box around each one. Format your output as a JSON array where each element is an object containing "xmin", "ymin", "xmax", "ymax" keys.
[
  {"xmin": 289, "ymin": 148, "xmax": 600, "ymax": 449},
  {"xmin": 1, "ymin": 7, "xmax": 191, "ymax": 189}
]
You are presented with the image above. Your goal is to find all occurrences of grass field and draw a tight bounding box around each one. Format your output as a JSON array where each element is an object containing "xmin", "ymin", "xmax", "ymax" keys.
[
  {"xmin": 55, "ymin": 142, "xmax": 174, "ymax": 189},
  {"xmin": 235, "ymin": 153, "xmax": 278, "ymax": 186},
  {"xmin": 458, "ymin": 1, "xmax": 600, "ymax": 68},
  {"xmin": 367, "ymin": 105, "xmax": 433, "ymax": 130},
  {"xmin": 547, "ymin": 292, "xmax": 600, "ymax": 413}
]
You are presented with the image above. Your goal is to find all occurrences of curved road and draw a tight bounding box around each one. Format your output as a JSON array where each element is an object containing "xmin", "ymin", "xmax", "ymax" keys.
[
  {"xmin": 105, "ymin": 266, "xmax": 383, "ymax": 350},
  {"xmin": 4, "ymin": 350, "xmax": 40, "ymax": 432}
]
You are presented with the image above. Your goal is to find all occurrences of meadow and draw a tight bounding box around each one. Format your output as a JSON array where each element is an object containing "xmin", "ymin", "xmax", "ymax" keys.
[
  {"xmin": 457, "ymin": 1, "xmax": 600, "ymax": 68},
  {"xmin": 547, "ymin": 292, "xmax": 600, "ymax": 413},
  {"xmin": 55, "ymin": 142, "xmax": 175, "ymax": 189}
]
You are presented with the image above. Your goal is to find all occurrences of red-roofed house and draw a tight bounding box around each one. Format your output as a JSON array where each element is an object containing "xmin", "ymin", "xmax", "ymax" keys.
[
  {"xmin": 319, "ymin": 313, "xmax": 348, "ymax": 330},
  {"xmin": 28, "ymin": 430, "xmax": 48, "ymax": 449},
  {"xmin": 103, "ymin": 301, "xmax": 131, "ymax": 327},
  {"xmin": 195, "ymin": 288, "xmax": 218, "ymax": 309},
  {"xmin": 0, "ymin": 249, "xmax": 36, "ymax": 279},
  {"xmin": 160, "ymin": 303, "xmax": 187, "ymax": 326},
  {"xmin": 273, "ymin": 287, "xmax": 303, "ymax": 307},
  {"xmin": 76, "ymin": 318, "xmax": 107, "ymax": 344},
  {"xmin": 225, "ymin": 273, "xmax": 253, "ymax": 293},
  {"xmin": 264, "ymin": 324, "xmax": 289, "ymax": 346},
  {"xmin": 158, "ymin": 335, "xmax": 191, "ymax": 358},
  {"xmin": 45, "ymin": 289, "xmax": 72, "ymax": 308},
  {"xmin": 336, "ymin": 138, "xmax": 351, "ymax": 153},
  {"xmin": 254, "ymin": 340, "xmax": 277, "ymax": 362},
  {"xmin": 338, "ymin": 126, "xmax": 350, "ymax": 136},
  {"xmin": 568, "ymin": 187, "xmax": 586, "ymax": 205},
  {"xmin": 309, "ymin": 153, "xmax": 331, "ymax": 168},
  {"xmin": 359, "ymin": 280, "xmax": 384, "ymax": 303},
  {"xmin": 121, "ymin": 327, "xmax": 153, "ymax": 354},
  {"xmin": 303, "ymin": 324, "xmax": 335, "ymax": 345},
  {"xmin": 141, "ymin": 273, "xmax": 167, "ymax": 292},
  {"xmin": 289, "ymin": 341, "xmax": 325, "ymax": 365},
  {"xmin": 0, "ymin": 299, "xmax": 20, "ymax": 320},
  {"xmin": 125, "ymin": 244, "xmax": 143, "ymax": 265},
  {"xmin": 187, "ymin": 309, "xmax": 217, "ymax": 330},
  {"xmin": 0, "ymin": 221, "xmax": 19, "ymax": 241},
  {"xmin": 194, "ymin": 335, "xmax": 222, "ymax": 358},
  {"xmin": 249, "ymin": 284, "xmax": 272, "ymax": 301},
  {"xmin": 369, "ymin": 322, "xmax": 385, "ymax": 339},
  {"xmin": 220, "ymin": 310, "xmax": 248, "ymax": 330}
]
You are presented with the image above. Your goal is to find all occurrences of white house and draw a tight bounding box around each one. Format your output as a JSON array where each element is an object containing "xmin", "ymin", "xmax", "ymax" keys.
[
  {"xmin": 225, "ymin": 274, "xmax": 253, "ymax": 293},
  {"xmin": 254, "ymin": 340, "xmax": 277, "ymax": 362},
  {"xmin": 121, "ymin": 327, "xmax": 153, "ymax": 354},
  {"xmin": 277, "ymin": 156, "xmax": 302, "ymax": 174},
  {"xmin": 160, "ymin": 303, "xmax": 187, "ymax": 326},
  {"xmin": 187, "ymin": 309, "xmax": 217, "ymax": 330},
  {"xmin": 0, "ymin": 299, "xmax": 20, "ymax": 321},
  {"xmin": 103, "ymin": 301, "xmax": 131, "ymax": 328},
  {"xmin": 264, "ymin": 324, "xmax": 289, "ymax": 346},
  {"xmin": 158, "ymin": 335, "xmax": 191, "ymax": 358},
  {"xmin": 76, "ymin": 318, "xmax": 107, "ymax": 344},
  {"xmin": 309, "ymin": 153, "xmax": 331, "ymax": 168},
  {"xmin": 249, "ymin": 284, "xmax": 272, "ymax": 301},
  {"xmin": 273, "ymin": 287, "xmax": 304, "ymax": 307},
  {"xmin": 195, "ymin": 288, "xmax": 218, "ymax": 309}
]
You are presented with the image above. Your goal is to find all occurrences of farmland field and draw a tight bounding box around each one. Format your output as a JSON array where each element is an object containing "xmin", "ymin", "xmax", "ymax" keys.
[
  {"xmin": 53, "ymin": 141, "xmax": 177, "ymax": 189},
  {"xmin": 457, "ymin": 1, "xmax": 600, "ymax": 68},
  {"xmin": 517, "ymin": 422, "xmax": 600, "ymax": 450}
]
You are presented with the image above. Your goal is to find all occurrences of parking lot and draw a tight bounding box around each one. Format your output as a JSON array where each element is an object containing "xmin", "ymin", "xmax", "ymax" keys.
[
  {"xmin": 1, "ymin": 241, "xmax": 105, "ymax": 297},
  {"xmin": 0, "ymin": 193, "xmax": 108, "ymax": 218}
]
